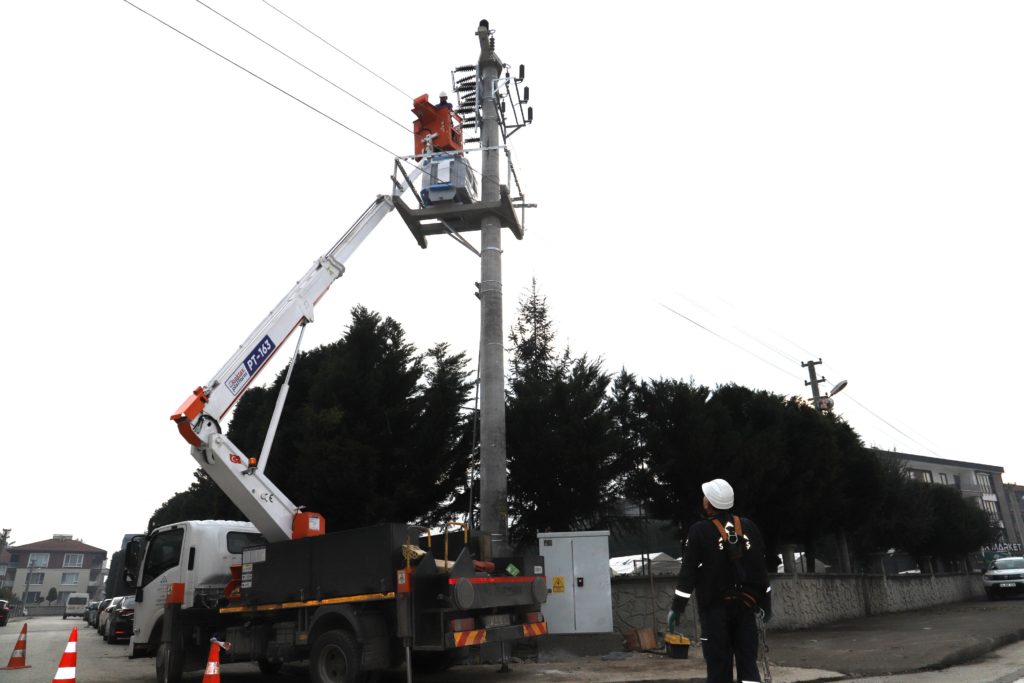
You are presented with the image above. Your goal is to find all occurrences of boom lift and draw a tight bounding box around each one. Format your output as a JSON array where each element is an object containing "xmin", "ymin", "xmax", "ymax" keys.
[
  {"xmin": 126, "ymin": 55, "xmax": 546, "ymax": 683},
  {"xmin": 168, "ymin": 169, "xmax": 422, "ymax": 544}
]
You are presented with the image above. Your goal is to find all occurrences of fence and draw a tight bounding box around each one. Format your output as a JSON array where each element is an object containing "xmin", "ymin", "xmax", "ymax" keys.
[{"xmin": 612, "ymin": 570, "xmax": 986, "ymax": 636}]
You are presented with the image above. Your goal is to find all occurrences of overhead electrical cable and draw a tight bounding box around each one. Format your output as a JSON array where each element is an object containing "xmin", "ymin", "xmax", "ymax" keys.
[
  {"xmin": 195, "ymin": 0, "xmax": 411, "ymax": 133},
  {"xmin": 659, "ymin": 302, "xmax": 804, "ymax": 382},
  {"xmin": 669, "ymin": 290, "xmax": 803, "ymax": 366},
  {"xmin": 121, "ymin": 3, "xmax": 495, "ymax": 257},
  {"xmin": 839, "ymin": 393, "xmax": 943, "ymax": 458},
  {"xmin": 122, "ymin": 0, "xmax": 406, "ymax": 161},
  {"xmin": 663, "ymin": 292, "xmax": 946, "ymax": 458},
  {"xmin": 261, "ymin": 0, "xmax": 415, "ymax": 101}
]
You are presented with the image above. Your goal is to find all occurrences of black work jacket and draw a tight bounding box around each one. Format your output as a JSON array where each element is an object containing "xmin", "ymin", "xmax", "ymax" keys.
[{"xmin": 671, "ymin": 512, "xmax": 771, "ymax": 615}]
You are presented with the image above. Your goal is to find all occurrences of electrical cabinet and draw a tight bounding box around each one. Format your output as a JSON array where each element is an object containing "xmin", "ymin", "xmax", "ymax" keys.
[{"xmin": 537, "ymin": 530, "xmax": 613, "ymax": 634}]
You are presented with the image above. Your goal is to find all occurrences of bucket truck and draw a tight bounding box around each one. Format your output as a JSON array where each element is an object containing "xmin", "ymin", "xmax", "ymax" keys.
[{"xmin": 124, "ymin": 165, "xmax": 547, "ymax": 683}]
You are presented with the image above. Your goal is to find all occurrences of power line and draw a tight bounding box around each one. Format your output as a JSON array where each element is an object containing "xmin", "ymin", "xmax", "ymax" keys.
[
  {"xmin": 658, "ymin": 302, "xmax": 804, "ymax": 382},
  {"xmin": 122, "ymin": 0, "xmax": 404, "ymax": 160},
  {"xmin": 660, "ymin": 296, "xmax": 946, "ymax": 458},
  {"xmin": 195, "ymin": 0, "xmax": 411, "ymax": 133},
  {"xmin": 261, "ymin": 0, "xmax": 414, "ymax": 101},
  {"xmin": 840, "ymin": 393, "xmax": 943, "ymax": 458}
]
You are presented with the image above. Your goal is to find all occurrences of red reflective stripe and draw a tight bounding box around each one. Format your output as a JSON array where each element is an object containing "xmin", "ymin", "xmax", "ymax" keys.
[
  {"xmin": 453, "ymin": 629, "xmax": 488, "ymax": 647},
  {"xmin": 447, "ymin": 576, "xmax": 541, "ymax": 585}
]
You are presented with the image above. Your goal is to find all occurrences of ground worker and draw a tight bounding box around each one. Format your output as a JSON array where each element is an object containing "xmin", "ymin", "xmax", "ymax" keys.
[{"xmin": 667, "ymin": 478, "xmax": 772, "ymax": 683}]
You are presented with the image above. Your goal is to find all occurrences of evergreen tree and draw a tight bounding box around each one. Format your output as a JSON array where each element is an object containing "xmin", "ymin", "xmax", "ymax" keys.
[
  {"xmin": 148, "ymin": 306, "xmax": 473, "ymax": 533},
  {"xmin": 505, "ymin": 282, "xmax": 621, "ymax": 548}
]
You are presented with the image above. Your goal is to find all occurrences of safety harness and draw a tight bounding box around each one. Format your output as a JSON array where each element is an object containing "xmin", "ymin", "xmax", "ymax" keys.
[
  {"xmin": 710, "ymin": 516, "xmax": 758, "ymax": 610},
  {"xmin": 712, "ymin": 515, "xmax": 773, "ymax": 682}
]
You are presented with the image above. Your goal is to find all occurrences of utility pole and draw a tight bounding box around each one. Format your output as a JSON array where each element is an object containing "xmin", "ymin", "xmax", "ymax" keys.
[
  {"xmin": 801, "ymin": 359, "xmax": 853, "ymax": 572},
  {"xmin": 802, "ymin": 359, "xmax": 827, "ymax": 413},
  {"xmin": 476, "ymin": 19, "xmax": 508, "ymax": 556}
]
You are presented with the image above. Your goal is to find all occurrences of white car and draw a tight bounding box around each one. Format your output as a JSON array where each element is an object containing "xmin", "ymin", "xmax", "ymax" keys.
[{"xmin": 982, "ymin": 556, "xmax": 1024, "ymax": 600}]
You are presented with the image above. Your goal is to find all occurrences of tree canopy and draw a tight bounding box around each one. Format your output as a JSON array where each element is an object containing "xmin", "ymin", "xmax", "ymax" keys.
[
  {"xmin": 149, "ymin": 306, "xmax": 473, "ymax": 532},
  {"xmin": 147, "ymin": 291, "xmax": 998, "ymax": 568}
]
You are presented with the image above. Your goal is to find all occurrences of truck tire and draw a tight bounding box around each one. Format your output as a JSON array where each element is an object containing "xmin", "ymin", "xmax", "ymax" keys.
[
  {"xmin": 310, "ymin": 629, "xmax": 363, "ymax": 683},
  {"xmin": 155, "ymin": 638, "xmax": 185, "ymax": 683}
]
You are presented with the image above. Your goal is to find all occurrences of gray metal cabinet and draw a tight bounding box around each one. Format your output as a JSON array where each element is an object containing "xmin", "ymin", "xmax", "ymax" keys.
[{"xmin": 537, "ymin": 530, "xmax": 613, "ymax": 633}]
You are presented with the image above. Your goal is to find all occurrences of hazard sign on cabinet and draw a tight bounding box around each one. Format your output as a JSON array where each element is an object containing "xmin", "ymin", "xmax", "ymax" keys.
[{"xmin": 552, "ymin": 576, "xmax": 565, "ymax": 593}]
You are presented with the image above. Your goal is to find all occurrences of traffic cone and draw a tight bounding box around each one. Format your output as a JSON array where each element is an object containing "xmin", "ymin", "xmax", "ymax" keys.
[
  {"xmin": 1, "ymin": 622, "xmax": 31, "ymax": 669},
  {"xmin": 202, "ymin": 638, "xmax": 230, "ymax": 683},
  {"xmin": 51, "ymin": 627, "xmax": 77, "ymax": 683}
]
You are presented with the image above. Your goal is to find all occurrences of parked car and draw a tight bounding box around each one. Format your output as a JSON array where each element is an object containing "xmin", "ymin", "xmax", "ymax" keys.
[
  {"xmin": 92, "ymin": 598, "xmax": 112, "ymax": 629},
  {"xmin": 98, "ymin": 596, "xmax": 124, "ymax": 637},
  {"xmin": 105, "ymin": 595, "xmax": 135, "ymax": 644},
  {"xmin": 63, "ymin": 592, "xmax": 89, "ymax": 620},
  {"xmin": 84, "ymin": 601, "xmax": 98, "ymax": 624},
  {"xmin": 0, "ymin": 599, "xmax": 10, "ymax": 627},
  {"xmin": 983, "ymin": 556, "xmax": 1024, "ymax": 600}
]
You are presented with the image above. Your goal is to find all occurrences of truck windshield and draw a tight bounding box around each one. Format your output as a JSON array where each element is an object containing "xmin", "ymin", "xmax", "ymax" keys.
[{"xmin": 142, "ymin": 528, "xmax": 184, "ymax": 587}]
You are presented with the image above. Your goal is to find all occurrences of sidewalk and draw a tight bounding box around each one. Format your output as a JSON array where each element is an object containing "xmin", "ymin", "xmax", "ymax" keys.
[{"xmin": 419, "ymin": 598, "xmax": 1024, "ymax": 682}]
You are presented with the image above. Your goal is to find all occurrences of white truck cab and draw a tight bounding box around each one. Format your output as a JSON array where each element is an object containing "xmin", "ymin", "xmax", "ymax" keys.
[{"xmin": 128, "ymin": 520, "xmax": 263, "ymax": 658}]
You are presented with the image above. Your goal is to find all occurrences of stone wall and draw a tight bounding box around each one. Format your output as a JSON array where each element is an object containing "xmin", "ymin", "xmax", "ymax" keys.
[{"xmin": 612, "ymin": 571, "xmax": 986, "ymax": 635}]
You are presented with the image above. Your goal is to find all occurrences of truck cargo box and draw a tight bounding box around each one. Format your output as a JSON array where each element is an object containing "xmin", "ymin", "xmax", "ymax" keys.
[{"xmin": 242, "ymin": 523, "xmax": 413, "ymax": 604}]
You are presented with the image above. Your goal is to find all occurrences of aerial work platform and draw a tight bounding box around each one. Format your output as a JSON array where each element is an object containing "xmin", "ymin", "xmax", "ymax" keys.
[{"xmin": 394, "ymin": 183, "xmax": 524, "ymax": 248}]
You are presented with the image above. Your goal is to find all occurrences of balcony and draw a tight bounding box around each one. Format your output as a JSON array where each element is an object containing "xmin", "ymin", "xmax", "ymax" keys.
[{"xmin": 955, "ymin": 480, "xmax": 985, "ymax": 497}]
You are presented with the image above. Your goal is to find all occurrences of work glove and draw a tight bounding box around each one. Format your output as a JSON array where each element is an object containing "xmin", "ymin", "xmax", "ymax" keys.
[
  {"xmin": 667, "ymin": 610, "xmax": 680, "ymax": 633},
  {"xmin": 757, "ymin": 606, "xmax": 772, "ymax": 624}
]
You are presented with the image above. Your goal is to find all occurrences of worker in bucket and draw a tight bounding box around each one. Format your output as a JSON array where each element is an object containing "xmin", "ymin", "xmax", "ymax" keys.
[{"xmin": 667, "ymin": 478, "xmax": 772, "ymax": 683}]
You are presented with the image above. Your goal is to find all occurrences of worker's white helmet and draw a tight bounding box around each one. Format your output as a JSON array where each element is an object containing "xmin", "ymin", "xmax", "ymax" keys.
[
  {"xmin": 439, "ymin": 91, "xmax": 448, "ymax": 99},
  {"xmin": 701, "ymin": 479, "xmax": 735, "ymax": 510}
]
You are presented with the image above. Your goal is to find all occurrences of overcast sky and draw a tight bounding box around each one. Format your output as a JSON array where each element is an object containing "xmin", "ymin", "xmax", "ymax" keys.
[{"xmin": 2, "ymin": 1, "xmax": 1022, "ymax": 559}]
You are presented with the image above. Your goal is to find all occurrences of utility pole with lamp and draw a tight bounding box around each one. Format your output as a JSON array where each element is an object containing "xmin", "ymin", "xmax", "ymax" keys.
[{"xmin": 801, "ymin": 359, "xmax": 851, "ymax": 572}]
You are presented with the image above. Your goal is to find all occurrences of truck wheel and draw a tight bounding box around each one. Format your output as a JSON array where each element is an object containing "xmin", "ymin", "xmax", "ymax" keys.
[
  {"xmin": 156, "ymin": 638, "xmax": 185, "ymax": 683},
  {"xmin": 257, "ymin": 658, "xmax": 283, "ymax": 675},
  {"xmin": 310, "ymin": 629, "xmax": 363, "ymax": 683}
]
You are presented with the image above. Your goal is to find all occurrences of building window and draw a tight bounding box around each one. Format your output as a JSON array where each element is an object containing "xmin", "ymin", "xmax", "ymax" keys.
[
  {"xmin": 26, "ymin": 591, "xmax": 40, "ymax": 604},
  {"xmin": 28, "ymin": 572, "xmax": 45, "ymax": 585},
  {"xmin": 938, "ymin": 473, "xmax": 948, "ymax": 485},
  {"xmin": 27, "ymin": 553, "xmax": 50, "ymax": 568},
  {"xmin": 979, "ymin": 499, "xmax": 999, "ymax": 519},
  {"xmin": 909, "ymin": 469, "xmax": 933, "ymax": 483},
  {"xmin": 60, "ymin": 572, "xmax": 80, "ymax": 585},
  {"xmin": 62, "ymin": 553, "xmax": 84, "ymax": 568},
  {"xmin": 976, "ymin": 472, "xmax": 994, "ymax": 494}
]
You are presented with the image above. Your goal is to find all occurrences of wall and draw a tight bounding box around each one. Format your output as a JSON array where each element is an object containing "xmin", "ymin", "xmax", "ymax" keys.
[{"xmin": 612, "ymin": 571, "xmax": 986, "ymax": 635}]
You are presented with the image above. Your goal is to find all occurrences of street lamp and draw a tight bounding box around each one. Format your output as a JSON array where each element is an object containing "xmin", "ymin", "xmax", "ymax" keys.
[{"xmin": 816, "ymin": 379, "xmax": 848, "ymax": 413}]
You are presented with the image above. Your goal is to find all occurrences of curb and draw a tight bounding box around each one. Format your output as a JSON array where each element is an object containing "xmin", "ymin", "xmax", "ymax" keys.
[{"xmin": 929, "ymin": 626, "xmax": 1024, "ymax": 672}]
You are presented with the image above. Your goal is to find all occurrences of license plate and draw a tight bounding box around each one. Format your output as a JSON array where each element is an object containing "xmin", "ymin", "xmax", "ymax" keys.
[{"xmin": 999, "ymin": 582, "xmax": 1016, "ymax": 588}]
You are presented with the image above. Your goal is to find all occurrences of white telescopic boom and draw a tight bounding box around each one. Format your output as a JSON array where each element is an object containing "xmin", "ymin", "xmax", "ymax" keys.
[{"xmin": 170, "ymin": 168, "xmax": 422, "ymax": 542}]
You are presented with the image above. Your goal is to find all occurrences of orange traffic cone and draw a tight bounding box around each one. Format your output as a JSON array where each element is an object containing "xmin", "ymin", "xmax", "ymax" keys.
[
  {"xmin": 1, "ymin": 622, "xmax": 31, "ymax": 669},
  {"xmin": 51, "ymin": 627, "xmax": 77, "ymax": 683},
  {"xmin": 202, "ymin": 638, "xmax": 230, "ymax": 683}
]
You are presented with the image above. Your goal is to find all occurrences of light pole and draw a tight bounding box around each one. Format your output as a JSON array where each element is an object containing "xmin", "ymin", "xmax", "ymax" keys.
[{"xmin": 21, "ymin": 560, "xmax": 36, "ymax": 615}]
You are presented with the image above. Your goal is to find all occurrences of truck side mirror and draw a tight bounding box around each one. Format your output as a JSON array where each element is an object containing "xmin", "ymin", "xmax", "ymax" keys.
[{"xmin": 123, "ymin": 536, "xmax": 144, "ymax": 590}]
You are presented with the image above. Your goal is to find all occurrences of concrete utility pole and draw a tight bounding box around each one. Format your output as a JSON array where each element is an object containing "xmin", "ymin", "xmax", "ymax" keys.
[
  {"xmin": 802, "ymin": 359, "xmax": 826, "ymax": 413},
  {"xmin": 475, "ymin": 19, "xmax": 509, "ymax": 554}
]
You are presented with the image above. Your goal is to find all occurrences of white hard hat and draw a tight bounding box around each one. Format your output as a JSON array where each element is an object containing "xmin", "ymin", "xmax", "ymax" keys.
[
  {"xmin": 439, "ymin": 91, "xmax": 448, "ymax": 99},
  {"xmin": 701, "ymin": 479, "xmax": 735, "ymax": 510}
]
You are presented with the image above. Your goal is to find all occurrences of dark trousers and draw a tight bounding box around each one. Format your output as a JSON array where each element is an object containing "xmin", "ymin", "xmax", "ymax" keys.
[{"xmin": 699, "ymin": 601, "xmax": 760, "ymax": 683}]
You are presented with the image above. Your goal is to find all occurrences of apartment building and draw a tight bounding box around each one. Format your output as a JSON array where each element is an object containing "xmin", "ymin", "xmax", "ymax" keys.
[
  {"xmin": 875, "ymin": 449, "xmax": 1022, "ymax": 549},
  {"xmin": 3, "ymin": 535, "xmax": 107, "ymax": 605}
]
